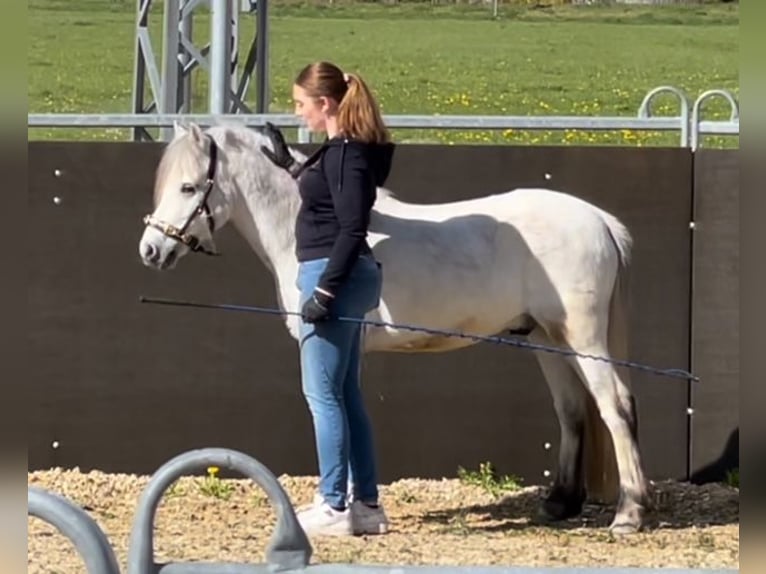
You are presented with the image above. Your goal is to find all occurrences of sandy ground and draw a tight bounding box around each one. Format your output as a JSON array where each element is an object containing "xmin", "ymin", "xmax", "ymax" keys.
[{"xmin": 28, "ymin": 468, "xmax": 739, "ymax": 573}]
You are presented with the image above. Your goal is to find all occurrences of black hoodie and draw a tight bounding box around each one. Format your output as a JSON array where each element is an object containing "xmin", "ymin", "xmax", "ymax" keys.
[{"xmin": 295, "ymin": 135, "xmax": 395, "ymax": 296}]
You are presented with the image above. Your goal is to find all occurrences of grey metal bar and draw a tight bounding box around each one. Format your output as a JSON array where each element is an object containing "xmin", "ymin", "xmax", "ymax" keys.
[
  {"xmin": 126, "ymin": 447, "xmax": 312, "ymax": 574},
  {"xmin": 180, "ymin": 35, "xmax": 211, "ymax": 74},
  {"xmin": 230, "ymin": 0, "xmax": 240, "ymax": 113},
  {"xmin": 156, "ymin": 565, "xmax": 279, "ymax": 573},
  {"xmin": 155, "ymin": 567, "xmax": 737, "ymax": 574},
  {"xmin": 690, "ymin": 89, "xmax": 740, "ymax": 150},
  {"xmin": 289, "ymin": 569, "xmax": 736, "ymax": 574},
  {"xmin": 178, "ymin": 0, "xmax": 193, "ymax": 114},
  {"xmin": 26, "ymin": 113, "xmax": 689, "ymax": 131},
  {"xmin": 137, "ymin": 30, "xmax": 163, "ymax": 106},
  {"xmin": 637, "ymin": 85, "xmax": 691, "ymax": 147},
  {"xmin": 159, "ymin": 0, "xmax": 180, "ymax": 141},
  {"xmin": 255, "ymin": 0, "xmax": 269, "ymax": 113},
  {"xmin": 697, "ymin": 120, "xmax": 740, "ymax": 135},
  {"xmin": 181, "ymin": 0, "xmax": 207, "ymax": 19},
  {"xmin": 131, "ymin": 0, "xmax": 151, "ymax": 141},
  {"xmin": 28, "ymin": 486, "xmax": 121, "ymax": 574},
  {"xmin": 209, "ymin": 0, "xmax": 232, "ymax": 115}
]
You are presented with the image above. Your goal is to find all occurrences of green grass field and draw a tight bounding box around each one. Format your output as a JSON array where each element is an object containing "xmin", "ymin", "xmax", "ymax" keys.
[{"xmin": 28, "ymin": 0, "xmax": 739, "ymax": 147}]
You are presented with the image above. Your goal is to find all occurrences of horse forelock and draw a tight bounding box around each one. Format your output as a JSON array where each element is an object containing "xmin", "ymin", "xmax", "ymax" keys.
[{"xmin": 153, "ymin": 134, "xmax": 208, "ymax": 206}]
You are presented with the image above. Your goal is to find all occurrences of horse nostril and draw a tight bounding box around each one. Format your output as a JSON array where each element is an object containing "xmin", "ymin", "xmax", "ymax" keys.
[{"xmin": 142, "ymin": 243, "xmax": 160, "ymax": 264}]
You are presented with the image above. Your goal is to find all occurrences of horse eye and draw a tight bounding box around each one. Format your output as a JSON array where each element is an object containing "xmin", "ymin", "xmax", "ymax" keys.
[{"xmin": 180, "ymin": 184, "xmax": 196, "ymax": 194}]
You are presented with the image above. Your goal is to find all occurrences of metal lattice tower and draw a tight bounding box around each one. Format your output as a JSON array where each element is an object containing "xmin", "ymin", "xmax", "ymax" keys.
[{"xmin": 132, "ymin": 0, "xmax": 269, "ymax": 141}]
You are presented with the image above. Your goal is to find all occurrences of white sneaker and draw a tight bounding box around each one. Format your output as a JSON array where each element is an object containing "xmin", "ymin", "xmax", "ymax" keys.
[
  {"xmin": 351, "ymin": 500, "xmax": 389, "ymax": 535},
  {"xmin": 295, "ymin": 495, "xmax": 353, "ymax": 537}
]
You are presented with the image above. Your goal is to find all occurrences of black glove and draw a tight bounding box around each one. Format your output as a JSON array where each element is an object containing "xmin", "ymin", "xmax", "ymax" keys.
[
  {"xmin": 260, "ymin": 122, "xmax": 302, "ymax": 178},
  {"xmin": 301, "ymin": 289, "xmax": 333, "ymax": 323}
]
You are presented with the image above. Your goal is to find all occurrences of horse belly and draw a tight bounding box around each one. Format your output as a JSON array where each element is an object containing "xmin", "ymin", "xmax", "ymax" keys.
[
  {"xmin": 364, "ymin": 210, "xmax": 534, "ymax": 352},
  {"xmin": 363, "ymin": 288, "xmax": 529, "ymax": 353}
]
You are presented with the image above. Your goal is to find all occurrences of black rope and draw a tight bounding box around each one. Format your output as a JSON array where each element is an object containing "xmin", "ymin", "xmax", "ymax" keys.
[{"xmin": 138, "ymin": 296, "xmax": 699, "ymax": 382}]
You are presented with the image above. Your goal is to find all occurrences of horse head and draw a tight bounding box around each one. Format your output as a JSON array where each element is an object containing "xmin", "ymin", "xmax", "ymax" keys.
[{"xmin": 139, "ymin": 122, "xmax": 231, "ymax": 270}]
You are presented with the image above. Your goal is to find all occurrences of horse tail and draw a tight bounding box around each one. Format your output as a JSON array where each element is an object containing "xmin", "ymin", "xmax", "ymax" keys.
[{"xmin": 583, "ymin": 209, "xmax": 633, "ymax": 505}]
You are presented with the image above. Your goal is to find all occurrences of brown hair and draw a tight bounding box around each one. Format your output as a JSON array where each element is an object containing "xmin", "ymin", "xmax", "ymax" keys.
[{"xmin": 295, "ymin": 61, "xmax": 390, "ymax": 144}]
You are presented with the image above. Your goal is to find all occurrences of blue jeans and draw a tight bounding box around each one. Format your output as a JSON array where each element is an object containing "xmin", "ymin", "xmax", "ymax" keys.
[{"xmin": 296, "ymin": 254, "xmax": 383, "ymax": 509}]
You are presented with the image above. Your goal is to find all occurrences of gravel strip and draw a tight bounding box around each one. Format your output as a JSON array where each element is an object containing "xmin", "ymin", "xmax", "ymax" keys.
[{"xmin": 28, "ymin": 469, "xmax": 739, "ymax": 573}]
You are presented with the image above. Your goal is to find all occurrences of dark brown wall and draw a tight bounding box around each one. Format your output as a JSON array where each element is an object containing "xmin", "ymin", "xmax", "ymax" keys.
[
  {"xmin": 27, "ymin": 140, "xmax": 728, "ymax": 486},
  {"xmin": 689, "ymin": 149, "xmax": 739, "ymax": 483}
]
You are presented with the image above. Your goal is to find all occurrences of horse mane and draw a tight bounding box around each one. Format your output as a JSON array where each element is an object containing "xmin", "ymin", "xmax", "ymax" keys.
[
  {"xmin": 155, "ymin": 122, "xmax": 399, "ymax": 206},
  {"xmin": 218, "ymin": 123, "xmax": 401, "ymax": 201}
]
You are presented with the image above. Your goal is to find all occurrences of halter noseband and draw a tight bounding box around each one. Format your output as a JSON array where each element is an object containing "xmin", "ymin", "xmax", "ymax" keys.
[{"xmin": 143, "ymin": 136, "xmax": 219, "ymax": 256}]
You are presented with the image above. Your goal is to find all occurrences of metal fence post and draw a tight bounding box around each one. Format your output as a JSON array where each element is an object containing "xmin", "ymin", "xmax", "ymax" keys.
[
  {"xmin": 126, "ymin": 447, "xmax": 312, "ymax": 574},
  {"xmin": 28, "ymin": 486, "xmax": 121, "ymax": 574},
  {"xmin": 690, "ymin": 89, "xmax": 740, "ymax": 151},
  {"xmin": 637, "ymin": 85, "xmax": 691, "ymax": 148}
]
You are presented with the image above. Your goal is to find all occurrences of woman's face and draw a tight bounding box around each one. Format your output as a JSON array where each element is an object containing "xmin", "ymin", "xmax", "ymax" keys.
[{"xmin": 292, "ymin": 84, "xmax": 335, "ymax": 133}]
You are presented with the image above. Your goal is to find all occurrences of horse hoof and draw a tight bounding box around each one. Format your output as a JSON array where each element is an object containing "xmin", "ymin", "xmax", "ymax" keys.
[
  {"xmin": 538, "ymin": 497, "xmax": 582, "ymax": 522},
  {"xmin": 608, "ymin": 521, "xmax": 640, "ymax": 536},
  {"xmin": 608, "ymin": 502, "xmax": 646, "ymax": 535},
  {"xmin": 536, "ymin": 504, "xmax": 560, "ymax": 523}
]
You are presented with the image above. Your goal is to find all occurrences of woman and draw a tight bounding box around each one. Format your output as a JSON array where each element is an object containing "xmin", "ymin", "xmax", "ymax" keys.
[{"xmin": 260, "ymin": 61, "xmax": 394, "ymax": 537}]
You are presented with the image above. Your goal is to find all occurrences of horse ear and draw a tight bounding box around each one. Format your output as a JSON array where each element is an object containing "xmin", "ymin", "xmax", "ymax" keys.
[
  {"xmin": 189, "ymin": 123, "xmax": 205, "ymax": 144},
  {"xmin": 173, "ymin": 120, "xmax": 188, "ymax": 138}
]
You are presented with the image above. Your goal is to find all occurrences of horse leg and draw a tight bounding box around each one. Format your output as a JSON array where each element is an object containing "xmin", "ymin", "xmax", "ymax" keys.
[
  {"xmin": 529, "ymin": 327, "xmax": 588, "ymax": 522},
  {"xmin": 565, "ymin": 336, "xmax": 649, "ymax": 534},
  {"xmin": 582, "ymin": 386, "xmax": 621, "ymax": 507}
]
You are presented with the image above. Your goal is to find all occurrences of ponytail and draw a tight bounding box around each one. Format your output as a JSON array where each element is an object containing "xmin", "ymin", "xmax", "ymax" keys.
[{"xmin": 337, "ymin": 73, "xmax": 390, "ymax": 144}]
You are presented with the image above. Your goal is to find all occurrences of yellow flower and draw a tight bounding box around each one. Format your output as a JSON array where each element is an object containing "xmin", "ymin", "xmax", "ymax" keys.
[{"xmin": 207, "ymin": 466, "xmax": 220, "ymax": 477}]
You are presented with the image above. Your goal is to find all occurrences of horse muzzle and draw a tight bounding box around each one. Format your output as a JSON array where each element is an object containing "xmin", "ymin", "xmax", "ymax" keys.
[{"xmin": 139, "ymin": 235, "xmax": 180, "ymax": 270}]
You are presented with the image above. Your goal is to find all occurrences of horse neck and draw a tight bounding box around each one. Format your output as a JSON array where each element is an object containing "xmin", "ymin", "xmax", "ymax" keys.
[{"xmin": 221, "ymin": 133, "xmax": 302, "ymax": 311}]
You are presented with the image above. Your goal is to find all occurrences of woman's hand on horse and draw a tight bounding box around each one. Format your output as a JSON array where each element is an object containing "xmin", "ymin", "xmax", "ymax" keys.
[{"xmin": 260, "ymin": 122, "xmax": 302, "ymax": 177}]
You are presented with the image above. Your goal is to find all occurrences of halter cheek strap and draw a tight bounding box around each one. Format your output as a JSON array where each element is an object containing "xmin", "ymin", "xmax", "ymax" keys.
[{"xmin": 143, "ymin": 136, "xmax": 220, "ymax": 256}]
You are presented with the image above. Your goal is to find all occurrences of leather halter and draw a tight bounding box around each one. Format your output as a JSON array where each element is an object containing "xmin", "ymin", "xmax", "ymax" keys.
[{"xmin": 143, "ymin": 136, "xmax": 219, "ymax": 256}]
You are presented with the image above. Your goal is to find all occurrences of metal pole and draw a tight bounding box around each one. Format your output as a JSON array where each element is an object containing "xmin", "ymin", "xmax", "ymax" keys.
[
  {"xmin": 255, "ymin": 0, "xmax": 269, "ymax": 114},
  {"xmin": 230, "ymin": 0, "xmax": 240, "ymax": 113},
  {"xmin": 209, "ymin": 0, "xmax": 231, "ymax": 115},
  {"xmin": 179, "ymin": 0, "xmax": 193, "ymax": 113},
  {"xmin": 160, "ymin": 0, "xmax": 180, "ymax": 140},
  {"xmin": 29, "ymin": 487, "xmax": 121, "ymax": 574},
  {"xmin": 126, "ymin": 448, "xmax": 312, "ymax": 574},
  {"xmin": 132, "ymin": 0, "xmax": 150, "ymax": 141}
]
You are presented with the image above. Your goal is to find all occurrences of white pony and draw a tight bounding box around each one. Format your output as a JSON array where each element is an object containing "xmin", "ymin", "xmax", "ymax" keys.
[{"xmin": 139, "ymin": 122, "xmax": 651, "ymax": 534}]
